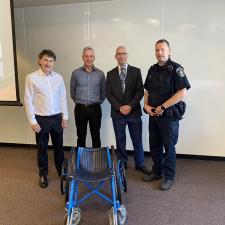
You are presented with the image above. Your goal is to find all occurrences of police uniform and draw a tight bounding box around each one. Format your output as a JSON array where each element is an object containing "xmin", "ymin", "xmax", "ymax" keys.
[{"xmin": 144, "ymin": 58, "xmax": 191, "ymax": 181}]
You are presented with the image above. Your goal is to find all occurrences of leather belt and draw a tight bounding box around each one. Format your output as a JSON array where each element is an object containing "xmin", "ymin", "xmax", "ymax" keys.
[
  {"xmin": 35, "ymin": 113, "xmax": 62, "ymax": 118},
  {"xmin": 76, "ymin": 103, "xmax": 99, "ymax": 108}
]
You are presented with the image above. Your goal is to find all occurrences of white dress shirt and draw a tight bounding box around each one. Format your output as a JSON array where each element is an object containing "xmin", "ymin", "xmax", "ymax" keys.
[
  {"xmin": 24, "ymin": 69, "xmax": 68, "ymax": 125},
  {"xmin": 118, "ymin": 63, "xmax": 128, "ymax": 75}
]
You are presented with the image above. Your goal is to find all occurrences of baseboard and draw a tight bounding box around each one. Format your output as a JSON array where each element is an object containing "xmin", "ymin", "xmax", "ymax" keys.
[
  {"xmin": 175, "ymin": 153, "xmax": 225, "ymax": 161},
  {"xmin": 0, "ymin": 143, "xmax": 38, "ymax": 149},
  {"xmin": 0, "ymin": 142, "xmax": 225, "ymax": 161}
]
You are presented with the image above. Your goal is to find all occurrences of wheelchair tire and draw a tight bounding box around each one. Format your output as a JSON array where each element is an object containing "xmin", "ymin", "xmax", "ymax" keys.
[
  {"xmin": 115, "ymin": 168, "xmax": 122, "ymax": 203},
  {"xmin": 117, "ymin": 204, "xmax": 127, "ymax": 225},
  {"xmin": 109, "ymin": 207, "xmax": 118, "ymax": 225},
  {"xmin": 65, "ymin": 178, "xmax": 70, "ymax": 203},
  {"xmin": 64, "ymin": 208, "xmax": 81, "ymax": 225},
  {"xmin": 63, "ymin": 212, "xmax": 68, "ymax": 225},
  {"xmin": 111, "ymin": 145, "xmax": 122, "ymax": 203},
  {"xmin": 117, "ymin": 160, "xmax": 127, "ymax": 192},
  {"xmin": 61, "ymin": 159, "xmax": 68, "ymax": 195}
]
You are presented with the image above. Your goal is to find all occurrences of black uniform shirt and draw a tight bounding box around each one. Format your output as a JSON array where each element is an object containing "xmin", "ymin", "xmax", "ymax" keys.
[{"xmin": 144, "ymin": 59, "xmax": 191, "ymax": 107}]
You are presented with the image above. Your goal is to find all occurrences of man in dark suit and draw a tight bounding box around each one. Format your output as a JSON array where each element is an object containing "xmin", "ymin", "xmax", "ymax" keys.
[{"xmin": 106, "ymin": 46, "xmax": 150, "ymax": 174}]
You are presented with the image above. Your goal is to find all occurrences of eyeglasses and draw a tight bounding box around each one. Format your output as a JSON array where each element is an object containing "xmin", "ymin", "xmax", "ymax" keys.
[{"xmin": 116, "ymin": 52, "xmax": 128, "ymax": 56}]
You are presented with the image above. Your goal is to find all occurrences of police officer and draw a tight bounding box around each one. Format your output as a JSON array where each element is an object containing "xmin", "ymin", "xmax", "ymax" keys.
[{"xmin": 143, "ymin": 39, "xmax": 191, "ymax": 190}]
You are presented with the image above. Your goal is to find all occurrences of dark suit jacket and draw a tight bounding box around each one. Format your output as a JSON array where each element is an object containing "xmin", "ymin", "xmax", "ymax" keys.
[{"xmin": 106, "ymin": 65, "xmax": 144, "ymax": 118}]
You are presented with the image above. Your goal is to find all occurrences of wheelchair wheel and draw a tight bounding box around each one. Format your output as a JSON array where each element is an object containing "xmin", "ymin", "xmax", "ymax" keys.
[
  {"xmin": 111, "ymin": 145, "xmax": 122, "ymax": 203},
  {"xmin": 61, "ymin": 159, "xmax": 68, "ymax": 195},
  {"xmin": 115, "ymin": 170, "xmax": 122, "ymax": 204},
  {"xmin": 64, "ymin": 208, "xmax": 81, "ymax": 225},
  {"xmin": 117, "ymin": 204, "xmax": 127, "ymax": 225},
  {"xmin": 117, "ymin": 160, "xmax": 127, "ymax": 192},
  {"xmin": 64, "ymin": 178, "xmax": 70, "ymax": 203},
  {"xmin": 109, "ymin": 207, "xmax": 118, "ymax": 225}
]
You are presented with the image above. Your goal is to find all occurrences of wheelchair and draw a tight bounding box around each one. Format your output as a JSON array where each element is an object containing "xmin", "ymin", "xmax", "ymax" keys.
[{"xmin": 60, "ymin": 145, "xmax": 127, "ymax": 225}]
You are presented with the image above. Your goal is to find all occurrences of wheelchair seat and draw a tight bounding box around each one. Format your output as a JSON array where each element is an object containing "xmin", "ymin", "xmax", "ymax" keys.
[{"xmin": 74, "ymin": 147, "xmax": 113, "ymax": 182}]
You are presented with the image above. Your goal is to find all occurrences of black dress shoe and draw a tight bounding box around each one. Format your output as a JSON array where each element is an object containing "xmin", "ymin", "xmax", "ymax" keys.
[
  {"xmin": 160, "ymin": 179, "xmax": 174, "ymax": 190},
  {"xmin": 39, "ymin": 176, "xmax": 48, "ymax": 188},
  {"xmin": 135, "ymin": 165, "xmax": 151, "ymax": 174},
  {"xmin": 143, "ymin": 172, "xmax": 163, "ymax": 182}
]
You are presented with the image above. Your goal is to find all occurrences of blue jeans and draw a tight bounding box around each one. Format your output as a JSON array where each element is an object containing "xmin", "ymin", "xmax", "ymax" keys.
[
  {"xmin": 112, "ymin": 117, "xmax": 144, "ymax": 167},
  {"xmin": 149, "ymin": 116, "xmax": 179, "ymax": 180}
]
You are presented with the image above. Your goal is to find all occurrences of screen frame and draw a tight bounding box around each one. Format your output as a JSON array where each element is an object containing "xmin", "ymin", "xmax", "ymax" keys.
[{"xmin": 0, "ymin": 0, "xmax": 22, "ymax": 106}]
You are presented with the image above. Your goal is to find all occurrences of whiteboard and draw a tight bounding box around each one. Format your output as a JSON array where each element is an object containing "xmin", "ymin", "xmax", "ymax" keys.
[
  {"xmin": 13, "ymin": 0, "xmax": 225, "ymax": 156},
  {"xmin": 0, "ymin": 0, "xmax": 21, "ymax": 104}
]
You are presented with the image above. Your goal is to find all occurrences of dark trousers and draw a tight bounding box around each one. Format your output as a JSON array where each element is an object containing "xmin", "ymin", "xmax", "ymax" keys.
[
  {"xmin": 112, "ymin": 117, "xmax": 144, "ymax": 167},
  {"xmin": 74, "ymin": 104, "xmax": 102, "ymax": 148},
  {"xmin": 149, "ymin": 116, "xmax": 179, "ymax": 180},
  {"xmin": 35, "ymin": 114, "xmax": 64, "ymax": 176}
]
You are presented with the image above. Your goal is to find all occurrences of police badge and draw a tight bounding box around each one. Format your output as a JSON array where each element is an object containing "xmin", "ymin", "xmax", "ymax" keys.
[{"xmin": 176, "ymin": 67, "xmax": 186, "ymax": 77}]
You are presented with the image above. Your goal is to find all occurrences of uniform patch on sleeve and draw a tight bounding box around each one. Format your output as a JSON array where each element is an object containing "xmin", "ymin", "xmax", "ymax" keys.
[{"xmin": 176, "ymin": 67, "xmax": 186, "ymax": 77}]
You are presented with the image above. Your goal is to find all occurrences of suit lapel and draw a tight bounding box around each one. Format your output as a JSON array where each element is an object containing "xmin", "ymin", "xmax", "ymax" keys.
[{"xmin": 124, "ymin": 65, "xmax": 132, "ymax": 95}]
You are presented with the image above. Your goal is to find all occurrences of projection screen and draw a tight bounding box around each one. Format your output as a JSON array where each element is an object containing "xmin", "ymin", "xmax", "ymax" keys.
[{"xmin": 0, "ymin": 0, "xmax": 21, "ymax": 106}]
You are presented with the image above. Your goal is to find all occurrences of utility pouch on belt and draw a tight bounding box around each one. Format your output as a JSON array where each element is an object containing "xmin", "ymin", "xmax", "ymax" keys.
[
  {"xmin": 175, "ymin": 101, "xmax": 186, "ymax": 117},
  {"xmin": 164, "ymin": 101, "xmax": 186, "ymax": 120}
]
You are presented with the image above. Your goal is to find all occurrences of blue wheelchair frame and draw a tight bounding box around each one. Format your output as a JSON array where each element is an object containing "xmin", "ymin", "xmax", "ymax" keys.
[{"xmin": 64, "ymin": 146, "xmax": 126, "ymax": 225}]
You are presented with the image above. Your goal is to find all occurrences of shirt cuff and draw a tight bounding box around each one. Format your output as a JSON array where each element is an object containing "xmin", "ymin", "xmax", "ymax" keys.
[
  {"xmin": 62, "ymin": 113, "xmax": 68, "ymax": 120},
  {"xmin": 30, "ymin": 118, "xmax": 37, "ymax": 125}
]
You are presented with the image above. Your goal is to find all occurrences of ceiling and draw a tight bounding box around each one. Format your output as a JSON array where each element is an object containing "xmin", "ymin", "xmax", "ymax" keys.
[{"xmin": 13, "ymin": 0, "xmax": 113, "ymax": 8}]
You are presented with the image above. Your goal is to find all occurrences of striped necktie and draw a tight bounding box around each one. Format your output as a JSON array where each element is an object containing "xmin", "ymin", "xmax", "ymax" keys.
[{"xmin": 120, "ymin": 66, "xmax": 126, "ymax": 93}]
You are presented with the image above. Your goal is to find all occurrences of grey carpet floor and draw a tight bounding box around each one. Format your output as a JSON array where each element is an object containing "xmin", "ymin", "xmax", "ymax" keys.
[{"xmin": 0, "ymin": 148, "xmax": 225, "ymax": 225}]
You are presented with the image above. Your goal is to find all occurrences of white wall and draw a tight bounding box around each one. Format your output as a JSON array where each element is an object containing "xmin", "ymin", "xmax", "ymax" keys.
[{"xmin": 0, "ymin": 0, "xmax": 225, "ymax": 156}]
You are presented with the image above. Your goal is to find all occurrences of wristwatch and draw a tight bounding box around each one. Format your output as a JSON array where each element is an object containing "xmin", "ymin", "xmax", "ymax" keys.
[{"xmin": 161, "ymin": 105, "xmax": 166, "ymax": 111}]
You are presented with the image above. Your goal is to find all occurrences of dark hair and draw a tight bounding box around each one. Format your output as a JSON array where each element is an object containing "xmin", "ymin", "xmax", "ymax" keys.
[
  {"xmin": 38, "ymin": 49, "xmax": 56, "ymax": 61},
  {"xmin": 155, "ymin": 39, "xmax": 170, "ymax": 48}
]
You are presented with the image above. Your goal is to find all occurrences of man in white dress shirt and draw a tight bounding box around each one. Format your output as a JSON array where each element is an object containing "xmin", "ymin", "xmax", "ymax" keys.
[{"xmin": 24, "ymin": 49, "xmax": 68, "ymax": 188}]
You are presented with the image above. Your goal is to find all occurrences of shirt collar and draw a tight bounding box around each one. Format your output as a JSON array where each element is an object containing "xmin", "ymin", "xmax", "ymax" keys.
[
  {"xmin": 82, "ymin": 66, "xmax": 96, "ymax": 72},
  {"xmin": 38, "ymin": 68, "xmax": 53, "ymax": 76},
  {"xmin": 157, "ymin": 58, "xmax": 172, "ymax": 68},
  {"xmin": 118, "ymin": 63, "xmax": 128, "ymax": 71}
]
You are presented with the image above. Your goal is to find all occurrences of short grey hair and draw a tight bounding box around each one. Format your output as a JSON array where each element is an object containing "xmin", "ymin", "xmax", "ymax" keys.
[{"xmin": 82, "ymin": 46, "xmax": 95, "ymax": 55}]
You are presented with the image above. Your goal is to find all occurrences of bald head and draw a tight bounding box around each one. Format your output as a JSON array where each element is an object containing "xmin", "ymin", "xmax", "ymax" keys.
[
  {"xmin": 116, "ymin": 46, "xmax": 127, "ymax": 54},
  {"xmin": 115, "ymin": 46, "xmax": 128, "ymax": 66}
]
